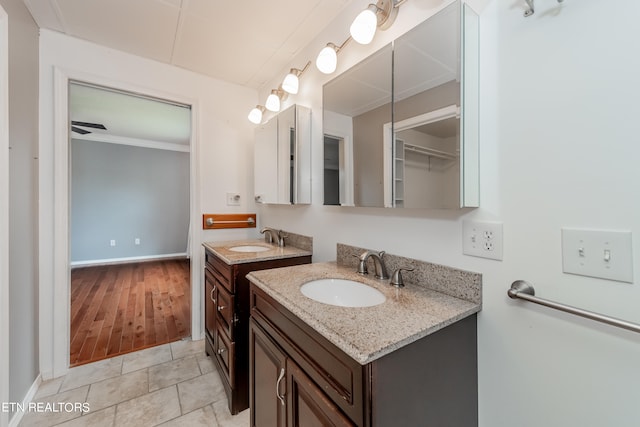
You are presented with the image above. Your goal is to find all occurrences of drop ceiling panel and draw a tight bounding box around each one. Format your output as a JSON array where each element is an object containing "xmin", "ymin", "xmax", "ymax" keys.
[
  {"xmin": 24, "ymin": 0, "xmax": 349, "ymax": 89},
  {"xmin": 53, "ymin": 0, "xmax": 181, "ymax": 62}
]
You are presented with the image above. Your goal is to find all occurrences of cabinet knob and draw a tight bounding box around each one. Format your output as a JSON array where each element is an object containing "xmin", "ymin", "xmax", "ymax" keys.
[
  {"xmin": 217, "ymin": 305, "xmax": 226, "ymax": 312},
  {"xmin": 217, "ymin": 348, "xmax": 226, "ymax": 355}
]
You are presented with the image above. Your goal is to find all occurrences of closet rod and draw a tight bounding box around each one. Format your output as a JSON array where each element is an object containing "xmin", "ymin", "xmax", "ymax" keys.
[{"xmin": 508, "ymin": 280, "xmax": 640, "ymax": 334}]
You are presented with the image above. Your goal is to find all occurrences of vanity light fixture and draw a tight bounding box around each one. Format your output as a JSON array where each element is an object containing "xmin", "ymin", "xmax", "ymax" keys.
[
  {"xmin": 282, "ymin": 61, "xmax": 311, "ymax": 95},
  {"xmin": 248, "ymin": 105, "xmax": 265, "ymax": 124},
  {"xmin": 316, "ymin": 43, "xmax": 339, "ymax": 74},
  {"xmin": 316, "ymin": 38, "xmax": 350, "ymax": 75},
  {"xmin": 265, "ymin": 88, "xmax": 285, "ymax": 112},
  {"xmin": 351, "ymin": 0, "xmax": 405, "ymax": 45}
]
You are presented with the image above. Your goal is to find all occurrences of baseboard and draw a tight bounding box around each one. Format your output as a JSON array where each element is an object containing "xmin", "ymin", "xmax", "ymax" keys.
[
  {"xmin": 70, "ymin": 253, "xmax": 189, "ymax": 268},
  {"xmin": 8, "ymin": 374, "xmax": 41, "ymax": 427}
]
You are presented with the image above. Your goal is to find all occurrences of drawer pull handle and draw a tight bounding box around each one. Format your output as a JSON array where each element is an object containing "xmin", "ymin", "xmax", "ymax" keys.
[
  {"xmin": 210, "ymin": 286, "xmax": 216, "ymax": 303},
  {"xmin": 217, "ymin": 348, "xmax": 226, "ymax": 355},
  {"xmin": 217, "ymin": 305, "xmax": 226, "ymax": 312},
  {"xmin": 276, "ymin": 368, "xmax": 285, "ymax": 406}
]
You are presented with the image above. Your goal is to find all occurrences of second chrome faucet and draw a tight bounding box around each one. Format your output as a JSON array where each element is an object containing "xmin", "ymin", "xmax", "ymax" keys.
[
  {"xmin": 356, "ymin": 250, "xmax": 389, "ymax": 280},
  {"xmin": 356, "ymin": 250, "xmax": 415, "ymax": 287},
  {"xmin": 260, "ymin": 227, "xmax": 288, "ymax": 247}
]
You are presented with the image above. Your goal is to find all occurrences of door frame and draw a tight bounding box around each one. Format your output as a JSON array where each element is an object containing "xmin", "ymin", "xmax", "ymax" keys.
[{"xmin": 44, "ymin": 67, "xmax": 201, "ymax": 378}]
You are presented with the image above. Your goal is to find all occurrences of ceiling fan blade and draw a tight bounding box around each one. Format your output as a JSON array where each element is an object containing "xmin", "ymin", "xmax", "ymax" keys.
[
  {"xmin": 71, "ymin": 126, "xmax": 91, "ymax": 135},
  {"xmin": 71, "ymin": 121, "xmax": 106, "ymax": 130}
]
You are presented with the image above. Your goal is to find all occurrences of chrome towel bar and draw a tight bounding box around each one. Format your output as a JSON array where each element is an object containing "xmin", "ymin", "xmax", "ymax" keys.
[{"xmin": 508, "ymin": 280, "xmax": 640, "ymax": 334}]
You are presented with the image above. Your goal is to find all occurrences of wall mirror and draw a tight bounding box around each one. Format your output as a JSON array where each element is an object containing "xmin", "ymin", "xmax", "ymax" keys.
[
  {"xmin": 255, "ymin": 104, "xmax": 312, "ymax": 205},
  {"xmin": 322, "ymin": 0, "xmax": 479, "ymax": 208}
]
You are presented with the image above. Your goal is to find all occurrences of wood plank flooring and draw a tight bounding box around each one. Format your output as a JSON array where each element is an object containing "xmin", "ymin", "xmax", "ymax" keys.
[{"xmin": 70, "ymin": 259, "xmax": 190, "ymax": 367}]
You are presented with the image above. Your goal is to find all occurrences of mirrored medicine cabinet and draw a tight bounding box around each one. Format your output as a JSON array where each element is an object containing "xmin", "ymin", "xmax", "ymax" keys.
[
  {"xmin": 254, "ymin": 104, "xmax": 312, "ymax": 205},
  {"xmin": 323, "ymin": 0, "xmax": 479, "ymax": 209}
]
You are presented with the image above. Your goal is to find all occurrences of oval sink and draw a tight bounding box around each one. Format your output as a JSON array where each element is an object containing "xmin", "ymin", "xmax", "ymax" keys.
[
  {"xmin": 228, "ymin": 245, "xmax": 271, "ymax": 253},
  {"xmin": 300, "ymin": 279, "xmax": 386, "ymax": 308}
]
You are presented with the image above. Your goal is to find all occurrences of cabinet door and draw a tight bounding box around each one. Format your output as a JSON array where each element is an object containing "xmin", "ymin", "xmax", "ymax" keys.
[
  {"xmin": 204, "ymin": 269, "xmax": 217, "ymax": 345},
  {"xmin": 287, "ymin": 358, "xmax": 354, "ymax": 427},
  {"xmin": 249, "ymin": 319, "xmax": 286, "ymax": 427},
  {"xmin": 254, "ymin": 118, "xmax": 278, "ymax": 204}
]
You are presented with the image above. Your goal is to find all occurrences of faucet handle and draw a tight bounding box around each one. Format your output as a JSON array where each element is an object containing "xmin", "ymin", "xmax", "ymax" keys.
[
  {"xmin": 390, "ymin": 267, "xmax": 414, "ymax": 288},
  {"xmin": 277, "ymin": 230, "xmax": 288, "ymax": 247},
  {"xmin": 353, "ymin": 254, "xmax": 368, "ymax": 275}
]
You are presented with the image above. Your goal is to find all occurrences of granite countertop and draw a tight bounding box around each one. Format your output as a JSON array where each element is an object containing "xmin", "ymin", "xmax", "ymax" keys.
[
  {"xmin": 247, "ymin": 262, "xmax": 481, "ymax": 365},
  {"xmin": 202, "ymin": 239, "xmax": 312, "ymax": 265}
]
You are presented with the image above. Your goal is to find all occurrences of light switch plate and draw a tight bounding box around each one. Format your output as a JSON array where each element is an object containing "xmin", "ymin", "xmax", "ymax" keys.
[
  {"xmin": 463, "ymin": 220, "xmax": 503, "ymax": 260},
  {"xmin": 561, "ymin": 228, "xmax": 633, "ymax": 283}
]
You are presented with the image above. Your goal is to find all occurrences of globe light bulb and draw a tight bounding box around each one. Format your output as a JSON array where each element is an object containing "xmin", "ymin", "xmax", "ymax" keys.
[{"xmin": 316, "ymin": 44, "xmax": 338, "ymax": 74}]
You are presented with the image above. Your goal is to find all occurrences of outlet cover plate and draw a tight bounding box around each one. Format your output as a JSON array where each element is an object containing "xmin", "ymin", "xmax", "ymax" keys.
[
  {"xmin": 561, "ymin": 228, "xmax": 633, "ymax": 283},
  {"xmin": 463, "ymin": 220, "xmax": 503, "ymax": 260},
  {"xmin": 226, "ymin": 192, "xmax": 240, "ymax": 206}
]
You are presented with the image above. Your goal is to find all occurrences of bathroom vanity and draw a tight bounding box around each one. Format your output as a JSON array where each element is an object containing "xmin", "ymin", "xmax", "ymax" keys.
[
  {"xmin": 247, "ymin": 247, "xmax": 482, "ymax": 426},
  {"xmin": 202, "ymin": 238, "xmax": 312, "ymax": 414}
]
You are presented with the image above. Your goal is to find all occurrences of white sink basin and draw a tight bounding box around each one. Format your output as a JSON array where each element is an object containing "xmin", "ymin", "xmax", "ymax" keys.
[
  {"xmin": 228, "ymin": 245, "xmax": 271, "ymax": 253},
  {"xmin": 300, "ymin": 279, "xmax": 386, "ymax": 308}
]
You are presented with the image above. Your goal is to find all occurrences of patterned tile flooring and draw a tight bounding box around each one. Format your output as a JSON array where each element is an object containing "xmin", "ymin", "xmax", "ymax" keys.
[{"xmin": 19, "ymin": 339, "xmax": 249, "ymax": 427}]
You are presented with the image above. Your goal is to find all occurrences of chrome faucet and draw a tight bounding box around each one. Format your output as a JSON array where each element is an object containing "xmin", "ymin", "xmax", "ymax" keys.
[
  {"xmin": 260, "ymin": 227, "xmax": 287, "ymax": 247},
  {"xmin": 356, "ymin": 250, "xmax": 389, "ymax": 280}
]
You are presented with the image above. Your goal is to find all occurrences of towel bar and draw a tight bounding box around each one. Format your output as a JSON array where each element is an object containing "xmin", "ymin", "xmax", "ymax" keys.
[{"xmin": 508, "ymin": 280, "xmax": 640, "ymax": 334}]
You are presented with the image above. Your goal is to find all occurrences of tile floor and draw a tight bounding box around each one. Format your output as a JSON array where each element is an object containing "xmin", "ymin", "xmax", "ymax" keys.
[{"xmin": 19, "ymin": 339, "xmax": 250, "ymax": 427}]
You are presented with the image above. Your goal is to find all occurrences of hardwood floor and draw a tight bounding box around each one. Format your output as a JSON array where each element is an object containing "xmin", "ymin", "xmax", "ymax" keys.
[{"xmin": 70, "ymin": 259, "xmax": 191, "ymax": 367}]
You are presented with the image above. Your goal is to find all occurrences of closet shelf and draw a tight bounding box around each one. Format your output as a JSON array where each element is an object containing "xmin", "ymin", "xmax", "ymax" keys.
[{"xmin": 404, "ymin": 143, "xmax": 457, "ymax": 160}]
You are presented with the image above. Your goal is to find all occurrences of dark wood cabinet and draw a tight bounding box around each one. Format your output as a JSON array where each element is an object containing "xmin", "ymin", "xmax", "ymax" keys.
[
  {"xmin": 204, "ymin": 248, "xmax": 311, "ymax": 415},
  {"xmin": 249, "ymin": 319, "xmax": 287, "ymax": 427},
  {"xmin": 249, "ymin": 283, "xmax": 478, "ymax": 427}
]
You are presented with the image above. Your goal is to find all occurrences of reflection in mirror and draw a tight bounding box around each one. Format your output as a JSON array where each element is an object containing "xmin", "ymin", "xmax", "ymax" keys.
[
  {"xmin": 323, "ymin": 44, "xmax": 392, "ymax": 207},
  {"xmin": 387, "ymin": 2, "xmax": 464, "ymax": 209},
  {"xmin": 322, "ymin": 0, "xmax": 479, "ymax": 209}
]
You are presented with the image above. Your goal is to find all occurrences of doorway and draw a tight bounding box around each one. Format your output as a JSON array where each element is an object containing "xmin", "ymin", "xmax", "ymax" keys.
[{"xmin": 68, "ymin": 82, "xmax": 192, "ymax": 366}]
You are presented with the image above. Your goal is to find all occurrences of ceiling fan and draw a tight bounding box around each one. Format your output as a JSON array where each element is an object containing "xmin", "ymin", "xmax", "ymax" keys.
[{"xmin": 71, "ymin": 120, "xmax": 107, "ymax": 135}]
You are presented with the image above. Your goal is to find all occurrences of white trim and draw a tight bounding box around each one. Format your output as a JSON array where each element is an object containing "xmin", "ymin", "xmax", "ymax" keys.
[
  {"xmin": 0, "ymin": 6, "xmax": 10, "ymax": 427},
  {"xmin": 70, "ymin": 253, "xmax": 188, "ymax": 268},
  {"xmin": 73, "ymin": 133, "xmax": 190, "ymax": 153},
  {"xmin": 43, "ymin": 67, "xmax": 201, "ymax": 378},
  {"xmin": 7, "ymin": 374, "xmax": 42, "ymax": 427}
]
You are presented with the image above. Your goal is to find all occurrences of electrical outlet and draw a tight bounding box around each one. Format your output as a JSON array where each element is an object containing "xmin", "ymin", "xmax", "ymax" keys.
[
  {"xmin": 135, "ymin": 238, "xmax": 140, "ymax": 245},
  {"xmin": 226, "ymin": 192, "xmax": 241, "ymax": 206},
  {"xmin": 110, "ymin": 239, "xmax": 116, "ymax": 247},
  {"xmin": 463, "ymin": 220, "xmax": 503, "ymax": 260}
]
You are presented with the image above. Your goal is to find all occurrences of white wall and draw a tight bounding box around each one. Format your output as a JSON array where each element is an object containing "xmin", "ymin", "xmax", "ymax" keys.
[
  {"xmin": 70, "ymin": 139, "xmax": 190, "ymax": 263},
  {"xmin": 0, "ymin": 0, "xmax": 39, "ymax": 423},
  {"xmin": 38, "ymin": 30, "xmax": 259, "ymax": 378},
  {"xmin": 256, "ymin": 0, "xmax": 640, "ymax": 425}
]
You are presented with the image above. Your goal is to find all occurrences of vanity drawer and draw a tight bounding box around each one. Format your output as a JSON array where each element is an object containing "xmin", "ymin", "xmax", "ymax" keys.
[
  {"xmin": 214, "ymin": 323, "xmax": 235, "ymax": 388},
  {"xmin": 216, "ymin": 283, "xmax": 236, "ymax": 340},
  {"xmin": 250, "ymin": 285, "xmax": 365, "ymax": 426},
  {"xmin": 206, "ymin": 251, "xmax": 235, "ymax": 293}
]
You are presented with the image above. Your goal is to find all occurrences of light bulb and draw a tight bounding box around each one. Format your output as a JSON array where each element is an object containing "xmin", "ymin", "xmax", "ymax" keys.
[
  {"xmin": 248, "ymin": 106, "xmax": 264, "ymax": 124},
  {"xmin": 282, "ymin": 71, "xmax": 299, "ymax": 95},
  {"xmin": 265, "ymin": 90, "xmax": 281, "ymax": 112},
  {"xmin": 316, "ymin": 44, "xmax": 338, "ymax": 74},
  {"xmin": 350, "ymin": 6, "xmax": 378, "ymax": 45}
]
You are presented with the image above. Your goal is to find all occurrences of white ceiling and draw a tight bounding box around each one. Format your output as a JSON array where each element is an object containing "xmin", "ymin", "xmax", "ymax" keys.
[
  {"xmin": 69, "ymin": 82, "xmax": 192, "ymax": 146},
  {"xmin": 23, "ymin": 0, "xmax": 351, "ymax": 89}
]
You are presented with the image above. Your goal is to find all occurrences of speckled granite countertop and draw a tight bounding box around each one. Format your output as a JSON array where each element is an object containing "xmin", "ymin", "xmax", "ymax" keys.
[
  {"xmin": 247, "ymin": 262, "xmax": 481, "ymax": 365},
  {"xmin": 202, "ymin": 239, "xmax": 312, "ymax": 265}
]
